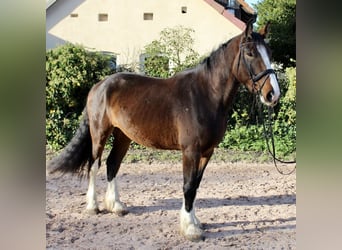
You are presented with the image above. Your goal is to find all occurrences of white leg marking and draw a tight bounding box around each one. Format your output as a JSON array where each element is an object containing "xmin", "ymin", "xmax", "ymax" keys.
[
  {"xmin": 256, "ymin": 44, "xmax": 281, "ymax": 100},
  {"xmin": 180, "ymin": 200, "xmax": 203, "ymax": 241},
  {"xmin": 105, "ymin": 178, "xmax": 128, "ymax": 216},
  {"xmin": 86, "ymin": 164, "xmax": 99, "ymax": 213}
]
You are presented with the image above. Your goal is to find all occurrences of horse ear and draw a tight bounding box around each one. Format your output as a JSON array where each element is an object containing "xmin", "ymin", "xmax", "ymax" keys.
[
  {"xmin": 244, "ymin": 18, "xmax": 255, "ymax": 39},
  {"xmin": 259, "ymin": 22, "xmax": 271, "ymax": 38}
]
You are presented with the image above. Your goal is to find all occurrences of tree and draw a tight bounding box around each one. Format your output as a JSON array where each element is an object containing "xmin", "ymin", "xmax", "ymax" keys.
[
  {"xmin": 143, "ymin": 26, "xmax": 200, "ymax": 77},
  {"xmin": 254, "ymin": 0, "xmax": 296, "ymax": 67}
]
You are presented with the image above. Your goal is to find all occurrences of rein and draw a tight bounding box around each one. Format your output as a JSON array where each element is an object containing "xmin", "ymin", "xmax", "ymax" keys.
[{"xmin": 255, "ymin": 87, "xmax": 296, "ymax": 175}]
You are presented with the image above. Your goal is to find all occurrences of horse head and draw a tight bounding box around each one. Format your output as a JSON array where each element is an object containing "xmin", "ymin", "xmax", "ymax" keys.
[{"xmin": 233, "ymin": 19, "xmax": 280, "ymax": 107}]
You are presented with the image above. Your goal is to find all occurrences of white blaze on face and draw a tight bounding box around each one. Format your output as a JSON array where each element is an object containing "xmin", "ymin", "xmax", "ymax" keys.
[{"xmin": 256, "ymin": 44, "xmax": 281, "ymax": 101}]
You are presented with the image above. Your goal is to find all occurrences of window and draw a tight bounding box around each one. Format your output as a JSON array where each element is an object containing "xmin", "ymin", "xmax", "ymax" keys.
[
  {"xmin": 181, "ymin": 6, "xmax": 187, "ymax": 14},
  {"xmin": 143, "ymin": 13, "xmax": 153, "ymax": 20},
  {"xmin": 70, "ymin": 13, "xmax": 78, "ymax": 18},
  {"xmin": 98, "ymin": 13, "xmax": 108, "ymax": 22}
]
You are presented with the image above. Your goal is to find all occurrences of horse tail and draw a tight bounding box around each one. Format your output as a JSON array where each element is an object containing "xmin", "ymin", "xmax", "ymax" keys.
[{"xmin": 48, "ymin": 108, "xmax": 94, "ymax": 177}]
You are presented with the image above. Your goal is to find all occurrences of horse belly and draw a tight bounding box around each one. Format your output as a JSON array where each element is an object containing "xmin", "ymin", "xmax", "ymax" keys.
[{"xmin": 112, "ymin": 108, "xmax": 180, "ymax": 150}]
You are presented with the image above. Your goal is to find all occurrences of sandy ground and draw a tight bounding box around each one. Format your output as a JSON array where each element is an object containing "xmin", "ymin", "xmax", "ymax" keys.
[{"xmin": 46, "ymin": 159, "xmax": 296, "ymax": 249}]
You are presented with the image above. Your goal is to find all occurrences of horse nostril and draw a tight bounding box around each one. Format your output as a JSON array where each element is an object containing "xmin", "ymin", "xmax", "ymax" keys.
[{"xmin": 266, "ymin": 90, "xmax": 274, "ymax": 103}]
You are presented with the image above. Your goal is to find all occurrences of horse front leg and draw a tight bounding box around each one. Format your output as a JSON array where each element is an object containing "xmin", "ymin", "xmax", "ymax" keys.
[
  {"xmin": 180, "ymin": 147, "xmax": 214, "ymax": 241},
  {"xmin": 180, "ymin": 146, "xmax": 203, "ymax": 241}
]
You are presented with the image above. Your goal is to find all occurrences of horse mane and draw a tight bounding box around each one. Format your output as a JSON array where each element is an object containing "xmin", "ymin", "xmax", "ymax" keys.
[
  {"xmin": 200, "ymin": 40, "xmax": 231, "ymax": 71},
  {"xmin": 195, "ymin": 36, "xmax": 239, "ymax": 82},
  {"xmin": 198, "ymin": 31, "xmax": 266, "ymax": 76}
]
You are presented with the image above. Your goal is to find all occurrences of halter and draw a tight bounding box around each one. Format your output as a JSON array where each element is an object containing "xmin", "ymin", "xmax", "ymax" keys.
[{"xmin": 237, "ymin": 42, "xmax": 276, "ymax": 93}]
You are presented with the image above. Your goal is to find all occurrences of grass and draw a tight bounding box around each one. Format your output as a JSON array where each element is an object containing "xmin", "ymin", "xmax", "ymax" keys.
[
  {"xmin": 46, "ymin": 142, "xmax": 290, "ymax": 166},
  {"xmin": 111, "ymin": 146, "xmax": 275, "ymax": 165}
]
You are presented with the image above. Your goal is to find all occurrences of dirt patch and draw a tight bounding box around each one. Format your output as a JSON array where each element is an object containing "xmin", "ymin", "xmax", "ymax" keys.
[{"xmin": 46, "ymin": 159, "xmax": 296, "ymax": 249}]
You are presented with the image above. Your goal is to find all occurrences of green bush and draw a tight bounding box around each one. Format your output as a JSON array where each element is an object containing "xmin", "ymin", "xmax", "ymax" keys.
[
  {"xmin": 273, "ymin": 65, "xmax": 296, "ymax": 156},
  {"xmin": 46, "ymin": 43, "xmax": 114, "ymax": 150},
  {"xmin": 143, "ymin": 40, "xmax": 170, "ymax": 78}
]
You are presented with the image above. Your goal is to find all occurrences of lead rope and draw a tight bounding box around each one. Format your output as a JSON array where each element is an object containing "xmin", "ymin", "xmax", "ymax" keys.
[{"xmin": 256, "ymin": 97, "xmax": 296, "ymax": 175}]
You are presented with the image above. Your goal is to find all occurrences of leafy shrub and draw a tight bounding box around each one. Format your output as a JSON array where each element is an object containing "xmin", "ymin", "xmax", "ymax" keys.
[
  {"xmin": 46, "ymin": 43, "xmax": 114, "ymax": 150},
  {"xmin": 219, "ymin": 125, "xmax": 266, "ymax": 151},
  {"xmin": 143, "ymin": 40, "xmax": 170, "ymax": 78},
  {"xmin": 273, "ymin": 65, "xmax": 296, "ymax": 156}
]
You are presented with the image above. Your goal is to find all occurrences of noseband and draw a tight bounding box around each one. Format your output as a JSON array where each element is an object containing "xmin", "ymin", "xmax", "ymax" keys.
[
  {"xmin": 251, "ymin": 68, "xmax": 275, "ymax": 82},
  {"xmin": 237, "ymin": 42, "xmax": 275, "ymax": 92}
]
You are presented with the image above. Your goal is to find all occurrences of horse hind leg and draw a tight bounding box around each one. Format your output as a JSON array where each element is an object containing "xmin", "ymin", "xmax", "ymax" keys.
[
  {"xmin": 85, "ymin": 116, "xmax": 113, "ymax": 214},
  {"xmin": 86, "ymin": 159, "xmax": 100, "ymax": 214},
  {"xmin": 104, "ymin": 128, "xmax": 131, "ymax": 216},
  {"xmin": 85, "ymin": 135, "xmax": 110, "ymax": 214}
]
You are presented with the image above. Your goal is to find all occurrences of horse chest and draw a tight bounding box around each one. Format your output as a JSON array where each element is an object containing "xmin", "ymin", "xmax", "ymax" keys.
[{"xmin": 176, "ymin": 109, "xmax": 227, "ymax": 148}]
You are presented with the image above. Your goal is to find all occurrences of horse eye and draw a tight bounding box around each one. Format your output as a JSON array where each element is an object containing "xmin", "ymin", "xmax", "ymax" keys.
[{"xmin": 245, "ymin": 50, "xmax": 254, "ymax": 57}]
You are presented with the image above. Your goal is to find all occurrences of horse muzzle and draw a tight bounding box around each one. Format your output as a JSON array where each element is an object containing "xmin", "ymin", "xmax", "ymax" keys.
[
  {"xmin": 264, "ymin": 90, "xmax": 279, "ymax": 106},
  {"xmin": 260, "ymin": 87, "xmax": 280, "ymax": 107},
  {"xmin": 256, "ymin": 70, "xmax": 280, "ymax": 107}
]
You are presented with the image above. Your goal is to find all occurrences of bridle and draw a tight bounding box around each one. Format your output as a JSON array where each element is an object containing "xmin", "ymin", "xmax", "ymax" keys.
[{"xmin": 237, "ymin": 42, "xmax": 276, "ymax": 94}]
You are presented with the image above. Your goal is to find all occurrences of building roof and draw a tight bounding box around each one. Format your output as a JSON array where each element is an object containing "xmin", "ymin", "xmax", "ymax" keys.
[
  {"xmin": 46, "ymin": 0, "xmax": 254, "ymax": 31},
  {"xmin": 211, "ymin": 0, "xmax": 256, "ymax": 25},
  {"xmin": 46, "ymin": 0, "xmax": 56, "ymax": 9},
  {"xmin": 203, "ymin": 0, "xmax": 246, "ymax": 30},
  {"xmin": 236, "ymin": 0, "xmax": 255, "ymax": 14}
]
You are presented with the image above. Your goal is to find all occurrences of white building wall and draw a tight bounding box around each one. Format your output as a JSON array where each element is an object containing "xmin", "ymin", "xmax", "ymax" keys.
[{"xmin": 47, "ymin": 0, "xmax": 243, "ymax": 66}]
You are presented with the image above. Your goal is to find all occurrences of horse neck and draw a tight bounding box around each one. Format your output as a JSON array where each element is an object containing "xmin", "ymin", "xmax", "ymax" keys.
[{"xmin": 199, "ymin": 35, "xmax": 241, "ymax": 112}]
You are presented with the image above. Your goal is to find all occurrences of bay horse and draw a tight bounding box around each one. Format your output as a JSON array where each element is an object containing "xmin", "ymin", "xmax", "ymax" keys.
[{"xmin": 48, "ymin": 19, "xmax": 280, "ymax": 241}]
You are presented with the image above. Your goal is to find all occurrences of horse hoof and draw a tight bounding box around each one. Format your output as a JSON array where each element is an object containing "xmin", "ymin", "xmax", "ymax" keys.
[
  {"xmin": 85, "ymin": 208, "xmax": 100, "ymax": 215},
  {"xmin": 182, "ymin": 225, "xmax": 204, "ymax": 242},
  {"xmin": 114, "ymin": 202, "xmax": 129, "ymax": 216},
  {"xmin": 186, "ymin": 234, "xmax": 204, "ymax": 242},
  {"xmin": 105, "ymin": 200, "xmax": 129, "ymax": 216}
]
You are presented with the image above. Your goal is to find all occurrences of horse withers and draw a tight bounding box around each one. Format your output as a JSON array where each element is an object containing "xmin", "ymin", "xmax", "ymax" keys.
[{"xmin": 48, "ymin": 19, "xmax": 280, "ymax": 241}]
